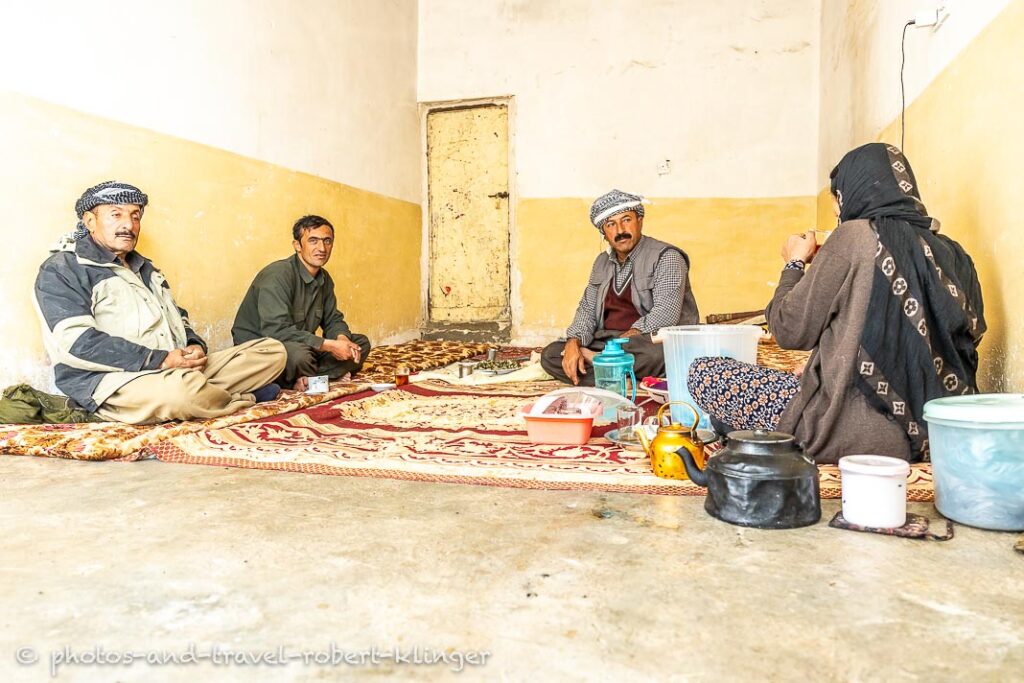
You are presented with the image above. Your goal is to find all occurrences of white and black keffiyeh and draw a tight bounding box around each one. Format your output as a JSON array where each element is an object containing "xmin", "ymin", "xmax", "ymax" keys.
[
  {"xmin": 589, "ymin": 189, "xmax": 645, "ymax": 229},
  {"xmin": 67, "ymin": 181, "xmax": 149, "ymax": 242}
]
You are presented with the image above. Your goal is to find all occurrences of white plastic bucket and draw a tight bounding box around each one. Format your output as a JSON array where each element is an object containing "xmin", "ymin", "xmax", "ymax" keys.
[
  {"xmin": 660, "ymin": 325, "xmax": 761, "ymax": 429},
  {"xmin": 838, "ymin": 455, "xmax": 910, "ymax": 528}
]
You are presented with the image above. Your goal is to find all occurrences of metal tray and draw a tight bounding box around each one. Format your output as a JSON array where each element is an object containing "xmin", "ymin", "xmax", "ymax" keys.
[
  {"xmin": 476, "ymin": 367, "xmax": 520, "ymax": 376},
  {"xmin": 605, "ymin": 426, "xmax": 719, "ymax": 451}
]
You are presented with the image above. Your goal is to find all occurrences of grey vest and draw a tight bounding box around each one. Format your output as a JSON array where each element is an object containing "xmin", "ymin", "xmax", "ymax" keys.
[{"xmin": 588, "ymin": 236, "xmax": 700, "ymax": 330}]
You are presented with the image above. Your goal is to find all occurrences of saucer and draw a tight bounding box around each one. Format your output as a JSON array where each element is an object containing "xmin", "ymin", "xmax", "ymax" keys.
[
  {"xmin": 604, "ymin": 426, "xmax": 653, "ymax": 450},
  {"xmin": 371, "ymin": 383, "xmax": 397, "ymax": 392},
  {"xmin": 605, "ymin": 427, "xmax": 720, "ymax": 450}
]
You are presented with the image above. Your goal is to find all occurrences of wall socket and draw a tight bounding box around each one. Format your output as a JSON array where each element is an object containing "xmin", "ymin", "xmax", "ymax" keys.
[
  {"xmin": 656, "ymin": 159, "xmax": 672, "ymax": 175},
  {"xmin": 914, "ymin": 5, "xmax": 949, "ymax": 30}
]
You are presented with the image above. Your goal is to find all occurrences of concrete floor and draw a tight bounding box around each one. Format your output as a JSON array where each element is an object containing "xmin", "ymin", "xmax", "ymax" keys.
[{"xmin": 0, "ymin": 456, "xmax": 1021, "ymax": 683}]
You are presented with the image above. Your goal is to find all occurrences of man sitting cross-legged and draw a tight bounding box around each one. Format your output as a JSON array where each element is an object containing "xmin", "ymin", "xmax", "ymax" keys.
[
  {"xmin": 232, "ymin": 215, "xmax": 371, "ymax": 391},
  {"xmin": 34, "ymin": 181, "xmax": 287, "ymax": 425},
  {"xmin": 540, "ymin": 189, "xmax": 700, "ymax": 385}
]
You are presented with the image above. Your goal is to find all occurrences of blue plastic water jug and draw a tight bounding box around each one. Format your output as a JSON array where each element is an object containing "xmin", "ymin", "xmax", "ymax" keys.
[{"xmin": 592, "ymin": 338, "xmax": 637, "ymax": 403}]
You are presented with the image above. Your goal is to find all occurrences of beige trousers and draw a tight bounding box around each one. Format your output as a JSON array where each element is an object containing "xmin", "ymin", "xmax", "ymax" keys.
[{"xmin": 96, "ymin": 338, "xmax": 287, "ymax": 425}]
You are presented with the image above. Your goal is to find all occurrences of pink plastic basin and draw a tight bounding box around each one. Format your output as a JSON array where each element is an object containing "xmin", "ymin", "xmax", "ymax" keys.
[{"xmin": 520, "ymin": 402, "xmax": 602, "ymax": 445}]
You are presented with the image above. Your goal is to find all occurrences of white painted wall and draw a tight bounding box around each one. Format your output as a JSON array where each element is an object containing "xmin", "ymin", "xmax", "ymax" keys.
[
  {"xmin": 418, "ymin": 0, "xmax": 821, "ymax": 199},
  {"xmin": 0, "ymin": 0, "xmax": 421, "ymax": 203},
  {"xmin": 818, "ymin": 0, "xmax": 1012, "ymax": 182}
]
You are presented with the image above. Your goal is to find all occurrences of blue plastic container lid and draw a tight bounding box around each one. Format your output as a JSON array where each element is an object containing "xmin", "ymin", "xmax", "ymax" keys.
[
  {"xmin": 923, "ymin": 393, "xmax": 1024, "ymax": 425},
  {"xmin": 593, "ymin": 337, "xmax": 634, "ymax": 366}
]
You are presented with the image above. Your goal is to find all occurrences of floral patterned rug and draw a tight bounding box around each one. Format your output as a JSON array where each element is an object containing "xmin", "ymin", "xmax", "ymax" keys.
[
  {"xmin": 153, "ymin": 383, "xmax": 934, "ymax": 500},
  {"xmin": 0, "ymin": 340, "xmax": 489, "ymax": 461},
  {"xmin": 0, "ymin": 335, "xmax": 849, "ymax": 498}
]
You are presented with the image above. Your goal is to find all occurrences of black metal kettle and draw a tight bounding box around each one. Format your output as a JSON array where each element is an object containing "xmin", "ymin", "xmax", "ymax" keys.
[{"xmin": 678, "ymin": 429, "xmax": 821, "ymax": 529}]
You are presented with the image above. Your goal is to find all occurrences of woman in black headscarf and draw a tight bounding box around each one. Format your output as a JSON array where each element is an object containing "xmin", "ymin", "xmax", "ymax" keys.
[{"xmin": 689, "ymin": 142, "xmax": 985, "ymax": 463}]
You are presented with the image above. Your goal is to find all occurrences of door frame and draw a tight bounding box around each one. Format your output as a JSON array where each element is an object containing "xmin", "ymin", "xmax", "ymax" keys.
[{"xmin": 419, "ymin": 95, "xmax": 517, "ymax": 332}]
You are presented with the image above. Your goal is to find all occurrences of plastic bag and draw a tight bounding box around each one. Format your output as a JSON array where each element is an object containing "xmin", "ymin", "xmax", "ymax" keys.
[
  {"xmin": 528, "ymin": 387, "xmax": 635, "ymax": 420},
  {"xmin": 535, "ymin": 391, "xmax": 600, "ymax": 416}
]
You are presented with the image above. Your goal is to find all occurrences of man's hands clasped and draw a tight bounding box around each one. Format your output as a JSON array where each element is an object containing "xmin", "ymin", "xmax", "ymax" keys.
[
  {"xmin": 322, "ymin": 335, "xmax": 362, "ymax": 363},
  {"xmin": 160, "ymin": 344, "xmax": 207, "ymax": 370}
]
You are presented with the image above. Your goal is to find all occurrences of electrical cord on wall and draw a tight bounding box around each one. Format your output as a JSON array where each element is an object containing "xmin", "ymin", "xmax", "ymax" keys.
[{"xmin": 901, "ymin": 19, "xmax": 915, "ymax": 150}]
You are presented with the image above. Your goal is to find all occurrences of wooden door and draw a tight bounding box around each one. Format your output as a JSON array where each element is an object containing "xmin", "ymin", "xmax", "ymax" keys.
[{"xmin": 426, "ymin": 105, "xmax": 510, "ymax": 324}]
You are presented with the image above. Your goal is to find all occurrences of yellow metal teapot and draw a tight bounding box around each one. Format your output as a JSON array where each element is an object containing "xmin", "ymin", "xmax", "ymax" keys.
[{"xmin": 634, "ymin": 401, "xmax": 705, "ymax": 480}]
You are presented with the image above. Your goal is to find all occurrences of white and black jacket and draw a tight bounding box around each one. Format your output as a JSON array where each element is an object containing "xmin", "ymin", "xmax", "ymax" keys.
[{"xmin": 33, "ymin": 235, "xmax": 206, "ymax": 412}]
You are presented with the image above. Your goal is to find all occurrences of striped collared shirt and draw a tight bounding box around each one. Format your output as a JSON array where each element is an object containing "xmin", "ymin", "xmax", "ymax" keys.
[{"xmin": 566, "ymin": 238, "xmax": 685, "ymax": 346}]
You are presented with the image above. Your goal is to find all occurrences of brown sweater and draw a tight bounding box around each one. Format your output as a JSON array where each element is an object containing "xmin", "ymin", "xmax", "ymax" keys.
[{"xmin": 766, "ymin": 219, "xmax": 910, "ymax": 464}]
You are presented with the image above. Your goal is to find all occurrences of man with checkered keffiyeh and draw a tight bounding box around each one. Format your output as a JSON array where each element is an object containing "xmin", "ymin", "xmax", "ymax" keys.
[
  {"xmin": 540, "ymin": 189, "xmax": 700, "ymax": 386},
  {"xmin": 32, "ymin": 181, "xmax": 288, "ymax": 424}
]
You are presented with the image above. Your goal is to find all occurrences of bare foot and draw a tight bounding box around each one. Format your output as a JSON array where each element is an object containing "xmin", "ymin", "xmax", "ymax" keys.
[{"xmin": 293, "ymin": 376, "xmax": 309, "ymax": 392}]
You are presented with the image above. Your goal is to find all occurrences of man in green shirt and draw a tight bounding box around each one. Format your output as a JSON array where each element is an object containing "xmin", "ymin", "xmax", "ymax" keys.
[{"xmin": 232, "ymin": 215, "xmax": 371, "ymax": 391}]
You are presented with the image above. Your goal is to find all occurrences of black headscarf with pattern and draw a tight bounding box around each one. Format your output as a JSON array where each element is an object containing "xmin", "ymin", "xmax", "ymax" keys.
[{"xmin": 830, "ymin": 143, "xmax": 985, "ymax": 459}]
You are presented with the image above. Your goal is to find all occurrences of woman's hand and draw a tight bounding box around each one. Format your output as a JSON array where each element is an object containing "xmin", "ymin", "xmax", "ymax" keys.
[{"xmin": 782, "ymin": 230, "xmax": 819, "ymax": 264}]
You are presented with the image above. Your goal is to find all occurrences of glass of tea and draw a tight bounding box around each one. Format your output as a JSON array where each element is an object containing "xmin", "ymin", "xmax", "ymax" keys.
[
  {"xmin": 395, "ymin": 365, "xmax": 411, "ymax": 387},
  {"xmin": 615, "ymin": 404, "xmax": 642, "ymax": 442}
]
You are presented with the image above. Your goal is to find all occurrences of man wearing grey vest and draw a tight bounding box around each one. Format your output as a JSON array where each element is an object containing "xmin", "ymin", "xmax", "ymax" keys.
[{"xmin": 540, "ymin": 189, "xmax": 700, "ymax": 386}]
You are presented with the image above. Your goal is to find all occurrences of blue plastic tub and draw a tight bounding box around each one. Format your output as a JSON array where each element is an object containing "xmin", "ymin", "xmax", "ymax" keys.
[{"xmin": 923, "ymin": 394, "xmax": 1024, "ymax": 531}]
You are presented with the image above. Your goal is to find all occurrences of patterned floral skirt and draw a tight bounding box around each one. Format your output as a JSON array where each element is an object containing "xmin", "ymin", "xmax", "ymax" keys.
[{"xmin": 688, "ymin": 357, "xmax": 801, "ymax": 431}]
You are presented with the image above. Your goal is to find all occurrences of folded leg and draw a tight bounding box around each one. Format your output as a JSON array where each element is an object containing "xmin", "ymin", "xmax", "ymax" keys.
[
  {"xmin": 688, "ymin": 356, "xmax": 800, "ymax": 432},
  {"xmin": 95, "ymin": 338, "xmax": 286, "ymax": 425}
]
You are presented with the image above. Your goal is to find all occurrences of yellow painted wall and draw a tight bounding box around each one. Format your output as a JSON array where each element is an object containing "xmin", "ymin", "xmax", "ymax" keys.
[
  {"xmin": 0, "ymin": 93, "xmax": 421, "ymax": 388},
  {"xmin": 817, "ymin": 1, "xmax": 1024, "ymax": 391},
  {"xmin": 815, "ymin": 187, "xmax": 836, "ymax": 232},
  {"xmin": 515, "ymin": 196, "xmax": 816, "ymax": 340},
  {"xmin": 877, "ymin": 1, "xmax": 1024, "ymax": 392},
  {"xmin": 816, "ymin": 0, "xmax": 1013, "ymax": 181}
]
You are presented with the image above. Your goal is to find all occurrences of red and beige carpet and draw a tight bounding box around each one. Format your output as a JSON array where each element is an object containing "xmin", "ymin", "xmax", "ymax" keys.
[
  {"xmin": 152, "ymin": 378, "xmax": 934, "ymax": 500},
  {"xmin": 0, "ymin": 340, "xmax": 487, "ymax": 460},
  {"xmin": 0, "ymin": 338, "xmax": 933, "ymax": 501}
]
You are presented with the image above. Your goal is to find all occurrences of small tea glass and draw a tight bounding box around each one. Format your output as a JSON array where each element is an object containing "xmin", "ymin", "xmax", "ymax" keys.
[
  {"xmin": 395, "ymin": 365, "xmax": 411, "ymax": 387},
  {"xmin": 615, "ymin": 404, "xmax": 642, "ymax": 443}
]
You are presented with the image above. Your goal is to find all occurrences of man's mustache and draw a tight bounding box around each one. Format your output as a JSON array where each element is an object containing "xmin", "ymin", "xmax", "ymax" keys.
[
  {"xmin": 614, "ymin": 234, "xmax": 632, "ymax": 242},
  {"xmin": 115, "ymin": 231, "xmax": 135, "ymax": 238}
]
